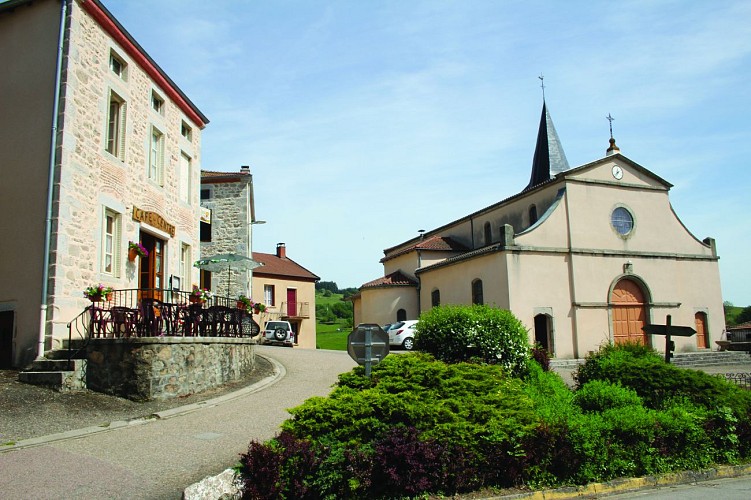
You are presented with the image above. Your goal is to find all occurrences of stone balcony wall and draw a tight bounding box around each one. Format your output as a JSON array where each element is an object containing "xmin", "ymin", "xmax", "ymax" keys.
[{"xmin": 86, "ymin": 337, "xmax": 255, "ymax": 401}]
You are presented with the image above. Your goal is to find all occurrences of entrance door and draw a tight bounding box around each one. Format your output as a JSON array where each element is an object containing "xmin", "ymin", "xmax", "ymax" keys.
[
  {"xmin": 0, "ymin": 311, "xmax": 13, "ymax": 369},
  {"xmin": 139, "ymin": 232, "xmax": 165, "ymax": 300},
  {"xmin": 611, "ymin": 279, "xmax": 647, "ymax": 345},
  {"xmin": 287, "ymin": 288, "xmax": 297, "ymax": 317},
  {"xmin": 695, "ymin": 312, "xmax": 708, "ymax": 348}
]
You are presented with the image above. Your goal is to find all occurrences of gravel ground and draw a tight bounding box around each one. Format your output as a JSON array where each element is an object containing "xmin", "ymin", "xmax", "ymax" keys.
[{"xmin": 0, "ymin": 355, "xmax": 275, "ymax": 444}]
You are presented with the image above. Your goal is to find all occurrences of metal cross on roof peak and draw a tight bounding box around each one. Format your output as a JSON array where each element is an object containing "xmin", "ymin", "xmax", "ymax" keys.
[
  {"xmin": 607, "ymin": 113, "xmax": 615, "ymax": 139},
  {"xmin": 539, "ymin": 73, "xmax": 546, "ymax": 100}
]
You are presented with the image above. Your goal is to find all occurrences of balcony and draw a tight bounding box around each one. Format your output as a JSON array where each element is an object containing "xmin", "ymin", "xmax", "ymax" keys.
[{"xmin": 280, "ymin": 301, "xmax": 310, "ymax": 319}]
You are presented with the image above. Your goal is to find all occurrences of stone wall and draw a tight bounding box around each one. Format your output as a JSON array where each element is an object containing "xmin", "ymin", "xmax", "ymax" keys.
[{"xmin": 86, "ymin": 337, "xmax": 255, "ymax": 401}]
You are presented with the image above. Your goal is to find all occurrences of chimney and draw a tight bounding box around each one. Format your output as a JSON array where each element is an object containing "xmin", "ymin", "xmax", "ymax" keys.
[
  {"xmin": 240, "ymin": 165, "xmax": 250, "ymax": 174},
  {"xmin": 276, "ymin": 243, "xmax": 286, "ymax": 259}
]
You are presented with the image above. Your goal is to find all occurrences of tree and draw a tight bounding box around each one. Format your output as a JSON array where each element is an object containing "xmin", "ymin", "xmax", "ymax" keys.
[
  {"xmin": 316, "ymin": 281, "xmax": 339, "ymax": 293},
  {"xmin": 736, "ymin": 305, "xmax": 751, "ymax": 325}
]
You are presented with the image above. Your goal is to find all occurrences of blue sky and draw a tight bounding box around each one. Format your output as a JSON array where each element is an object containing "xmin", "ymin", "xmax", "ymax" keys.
[{"xmin": 103, "ymin": 0, "xmax": 750, "ymax": 305}]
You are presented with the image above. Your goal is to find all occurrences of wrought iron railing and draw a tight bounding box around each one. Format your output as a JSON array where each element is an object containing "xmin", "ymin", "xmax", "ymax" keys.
[
  {"xmin": 65, "ymin": 288, "xmax": 262, "ymax": 363},
  {"xmin": 719, "ymin": 373, "xmax": 751, "ymax": 390}
]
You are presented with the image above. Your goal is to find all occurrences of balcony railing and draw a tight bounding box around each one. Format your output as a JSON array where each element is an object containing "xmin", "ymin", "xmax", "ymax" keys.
[
  {"xmin": 67, "ymin": 288, "xmax": 261, "ymax": 345},
  {"xmin": 280, "ymin": 301, "xmax": 310, "ymax": 318}
]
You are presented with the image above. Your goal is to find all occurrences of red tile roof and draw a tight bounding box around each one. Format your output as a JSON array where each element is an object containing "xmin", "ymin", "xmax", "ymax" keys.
[
  {"xmin": 360, "ymin": 270, "xmax": 417, "ymax": 289},
  {"xmin": 381, "ymin": 236, "xmax": 469, "ymax": 263},
  {"xmin": 251, "ymin": 252, "xmax": 319, "ymax": 282}
]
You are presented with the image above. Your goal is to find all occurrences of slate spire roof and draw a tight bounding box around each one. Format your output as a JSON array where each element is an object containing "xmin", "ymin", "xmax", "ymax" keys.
[{"xmin": 526, "ymin": 101, "xmax": 570, "ymax": 190}]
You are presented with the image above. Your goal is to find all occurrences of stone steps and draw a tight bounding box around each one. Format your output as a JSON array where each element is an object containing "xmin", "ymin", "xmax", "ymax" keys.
[
  {"xmin": 18, "ymin": 358, "xmax": 87, "ymax": 391},
  {"xmin": 18, "ymin": 338, "xmax": 89, "ymax": 391},
  {"xmin": 550, "ymin": 350, "xmax": 751, "ymax": 370}
]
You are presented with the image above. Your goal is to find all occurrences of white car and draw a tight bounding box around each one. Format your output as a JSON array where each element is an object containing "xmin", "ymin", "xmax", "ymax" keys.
[
  {"xmin": 262, "ymin": 320, "xmax": 294, "ymax": 347},
  {"xmin": 388, "ymin": 320, "xmax": 418, "ymax": 350}
]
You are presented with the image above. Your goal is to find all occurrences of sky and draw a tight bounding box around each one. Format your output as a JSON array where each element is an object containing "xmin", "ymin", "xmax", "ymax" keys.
[{"xmin": 101, "ymin": 0, "xmax": 750, "ymax": 305}]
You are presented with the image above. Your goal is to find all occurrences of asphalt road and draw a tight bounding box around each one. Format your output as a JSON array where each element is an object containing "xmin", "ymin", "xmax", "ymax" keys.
[{"xmin": 0, "ymin": 346, "xmax": 357, "ymax": 500}]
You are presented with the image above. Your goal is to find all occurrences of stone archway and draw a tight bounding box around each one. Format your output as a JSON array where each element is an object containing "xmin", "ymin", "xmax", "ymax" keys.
[{"xmin": 610, "ymin": 278, "xmax": 647, "ymax": 345}]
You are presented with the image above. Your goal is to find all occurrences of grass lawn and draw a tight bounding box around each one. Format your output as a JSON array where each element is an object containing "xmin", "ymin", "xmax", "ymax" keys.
[{"xmin": 316, "ymin": 320, "xmax": 350, "ymax": 350}]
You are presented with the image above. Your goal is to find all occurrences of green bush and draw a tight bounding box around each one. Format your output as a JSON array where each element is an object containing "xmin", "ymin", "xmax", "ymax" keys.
[
  {"xmin": 573, "ymin": 380, "xmax": 642, "ymax": 413},
  {"xmin": 238, "ymin": 344, "xmax": 751, "ymax": 498},
  {"xmin": 415, "ymin": 304, "xmax": 530, "ymax": 376}
]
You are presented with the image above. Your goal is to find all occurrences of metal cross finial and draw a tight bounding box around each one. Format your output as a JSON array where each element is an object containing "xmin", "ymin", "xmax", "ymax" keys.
[
  {"xmin": 539, "ymin": 74, "xmax": 545, "ymax": 100},
  {"xmin": 606, "ymin": 113, "xmax": 615, "ymax": 139}
]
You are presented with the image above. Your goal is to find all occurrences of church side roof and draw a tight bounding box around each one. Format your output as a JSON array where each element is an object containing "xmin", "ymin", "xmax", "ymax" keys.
[
  {"xmin": 381, "ymin": 236, "xmax": 469, "ymax": 263},
  {"xmin": 360, "ymin": 270, "xmax": 417, "ymax": 289},
  {"xmin": 251, "ymin": 252, "xmax": 319, "ymax": 282}
]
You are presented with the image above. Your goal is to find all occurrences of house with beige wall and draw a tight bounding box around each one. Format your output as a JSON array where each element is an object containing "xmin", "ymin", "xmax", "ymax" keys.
[
  {"xmin": 352, "ymin": 103, "xmax": 724, "ymax": 359},
  {"xmin": 252, "ymin": 244, "xmax": 319, "ymax": 349},
  {"xmin": 0, "ymin": 0, "xmax": 207, "ymax": 367}
]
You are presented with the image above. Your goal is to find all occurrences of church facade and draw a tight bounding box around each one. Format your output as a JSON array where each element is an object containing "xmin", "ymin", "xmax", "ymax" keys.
[{"xmin": 351, "ymin": 104, "xmax": 724, "ymax": 359}]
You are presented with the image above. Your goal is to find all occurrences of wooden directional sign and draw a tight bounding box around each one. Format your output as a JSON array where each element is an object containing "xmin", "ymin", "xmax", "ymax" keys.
[
  {"xmin": 642, "ymin": 324, "xmax": 696, "ymax": 337},
  {"xmin": 347, "ymin": 324, "xmax": 389, "ymax": 377}
]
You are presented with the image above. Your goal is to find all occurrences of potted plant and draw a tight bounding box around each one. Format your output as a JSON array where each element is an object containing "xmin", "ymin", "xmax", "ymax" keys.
[
  {"xmin": 190, "ymin": 285, "xmax": 212, "ymax": 304},
  {"xmin": 83, "ymin": 284, "xmax": 114, "ymax": 302},
  {"xmin": 128, "ymin": 241, "xmax": 149, "ymax": 262},
  {"xmin": 254, "ymin": 302, "xmax": 266, "ymax": 314},
  {"xmin": 237, "ymin": 295, "xmax": 253, "ymax": 310}
]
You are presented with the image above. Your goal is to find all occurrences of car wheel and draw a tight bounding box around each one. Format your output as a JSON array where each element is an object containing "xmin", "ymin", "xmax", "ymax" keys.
[
  {"xmin": 274, "ymin": 328, "xmax": 287, "ymax": 341},
  {"xmin": 402, "ymin": 337, "xmax": 414, "ymax": 351}
]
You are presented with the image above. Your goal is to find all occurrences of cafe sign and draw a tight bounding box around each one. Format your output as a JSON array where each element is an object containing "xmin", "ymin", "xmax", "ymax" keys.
[{"xmin": 132, "ymin": 207, "xmax": 175, "ymax": 237}]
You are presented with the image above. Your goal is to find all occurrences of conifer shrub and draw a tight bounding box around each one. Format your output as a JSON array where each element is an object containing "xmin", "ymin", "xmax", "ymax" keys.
[
  {"xmin": 573, "ymin": 380, "xmax": 643, "ymax": 413},
  {"xmin": 415, "ymin": 304, "xmax": 530, "ymax": 376}
]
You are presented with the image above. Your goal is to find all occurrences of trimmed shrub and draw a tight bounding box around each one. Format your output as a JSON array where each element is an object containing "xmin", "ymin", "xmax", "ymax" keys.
[
  {"xmin": 573, "ymin": 380, "xmax": 643, "ymax": 413},
  {"xmin": 415, "ymin": 304, "xmax": 530, "ymax": 376}
]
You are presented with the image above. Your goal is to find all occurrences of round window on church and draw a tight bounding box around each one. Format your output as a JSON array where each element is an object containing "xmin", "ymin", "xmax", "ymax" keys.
[{"xmin": 611, "ymin": 207, "xmax": 634, "ymax": 236}]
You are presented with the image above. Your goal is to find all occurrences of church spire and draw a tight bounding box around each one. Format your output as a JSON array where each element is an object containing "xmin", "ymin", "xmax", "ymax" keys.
[{"xmin": 526, "ymin": 80, "xmax": 569, "ymax": 190}]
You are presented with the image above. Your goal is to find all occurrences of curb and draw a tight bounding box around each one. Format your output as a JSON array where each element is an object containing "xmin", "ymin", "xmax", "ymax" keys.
[
  {"xmin": 0, "ymin": 354, "xmax": 285, "ymax": 453},
  {"xmin": 485, "ymin": 463, "xmax": 751, "ymax": 499}
]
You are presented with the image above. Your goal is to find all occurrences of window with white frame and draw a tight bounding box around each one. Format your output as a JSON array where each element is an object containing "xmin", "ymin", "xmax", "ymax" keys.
[
  {"xmin": 106, "ymin": 91, "xmax": 126, "ymax": 159},
  {"xmin": 148, "ymin": 126, "xmax": 164, "ymax": 185},
  {"xmin": 181, "ymin": 121, "xmax": 192, "ymax": 141},
  {"xmin": 102, "ymin": 208, "xmax": 121, "ymax": 276},
  {"xmin": 109, "ymin": 51, "xmax": 127, "ymax": 80},
  {"xmin": 180, "ymin": 243, "xmax": 191, "ymax": 290},
  {"xmin": 151, "ymin": 91, "xmax": 164, "ymax": 115},
  {"xmin": 264, "ymin": 284, "xmax": 275, "ymax": 306},
  {"xmin": 179, "ymin": 152, "xmax": 192, "ymax": 203}
]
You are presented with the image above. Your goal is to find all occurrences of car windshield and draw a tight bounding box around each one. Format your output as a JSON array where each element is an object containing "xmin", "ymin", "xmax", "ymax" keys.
[{"xmin": 266, "ymin": 322, "xmax": 288, "ymax": 330}]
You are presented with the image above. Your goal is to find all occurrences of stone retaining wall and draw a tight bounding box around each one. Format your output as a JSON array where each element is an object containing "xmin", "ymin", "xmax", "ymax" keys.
[{"xmin": 86, "ymin": 337, "xmax": 256, "ymax": 401}]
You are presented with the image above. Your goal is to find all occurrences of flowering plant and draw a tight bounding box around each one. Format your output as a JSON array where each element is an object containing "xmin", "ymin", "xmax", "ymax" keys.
[
  {"xmin": 191, "ymin": 285, "xmax": 212, "ymax": 301},
  {"xmin": 237, "ymin": 295, "xmax": 254, "ymax": 309},
  {"xmin": 128, "ymin": 241, "xmax": 149, "ymax": 258},
  {"xmin": 254, "ymin": 303, "xmax": 266, "ymax": 313},
  {"xmin": 83, "ymin": 284, "xmax": 113, "ymax": 300}
]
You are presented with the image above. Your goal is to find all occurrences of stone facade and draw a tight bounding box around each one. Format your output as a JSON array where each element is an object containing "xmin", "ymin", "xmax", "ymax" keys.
[
  {"xmin": 86, "ymin": 337, "xmax": 256, "ymax": 401},
  {"xmin": 200, "ymin": 170, "xmax": 255, "ymax": 298},
  {"xmin": 0, "ymin": 0, "xmax": 208, "ymax": 367}
]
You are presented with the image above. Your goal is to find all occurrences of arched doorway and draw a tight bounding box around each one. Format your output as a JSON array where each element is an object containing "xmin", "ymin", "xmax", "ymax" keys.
[
  {"xmin": 695, "ymin": 312, "xmax": 708, "ymax": 349},
  {"xmin": 610, "ymin": 279, "xmax": 647, "ymax": 345}
]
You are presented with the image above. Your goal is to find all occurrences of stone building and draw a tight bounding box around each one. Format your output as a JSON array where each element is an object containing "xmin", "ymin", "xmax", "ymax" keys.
[
  {"xmin": 199, "ymin": 167, "xmax": 259, "ymax": 298},
  {"xmin": 351, "ymin": 102, "xmax": 725, "ymax": 359},
  {"xmin": 252, "ymin": 244, "xmax": 320, "ymax": 349},
  {"xmin": 0, "ymin": 0, "xmax": 208, "ymax": 367}
]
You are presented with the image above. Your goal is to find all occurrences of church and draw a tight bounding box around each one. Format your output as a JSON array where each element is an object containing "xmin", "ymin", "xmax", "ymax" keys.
[{"xmin": 350, "ymin": 102, "xmax": 724, "ymax": 359}]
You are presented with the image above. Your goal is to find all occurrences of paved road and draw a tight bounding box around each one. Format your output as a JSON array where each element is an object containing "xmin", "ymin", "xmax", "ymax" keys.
[
  {"xmin": 0, "ymin": 346, "xmax": 357, "ymax": 500},
  {"xmin": 604, "ymin": 474, "xmax": 751, "ymax": 499}
]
